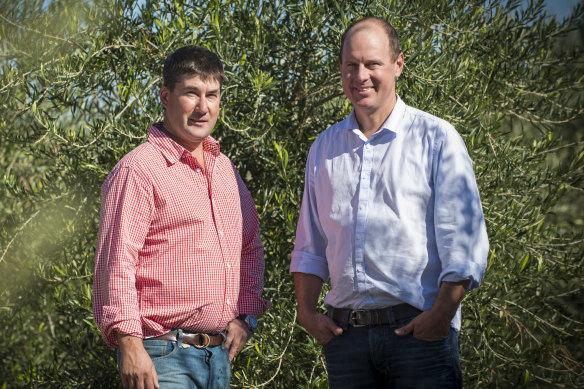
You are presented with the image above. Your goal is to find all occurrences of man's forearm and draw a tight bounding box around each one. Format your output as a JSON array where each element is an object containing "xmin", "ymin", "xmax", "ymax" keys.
[
  {"xmin": 293, "ymin": 272, "xmax": 324, "ymax": 318},
  {"xmin": 293, "ymin": 272, "xmax": 343, "ymax": 344},
  {"xmin": 431, "ymin": 280, "xmax": 470, "ymax": 319},
  {"xmin": 238, "ymin": 246, "xmax": 269, "ymax": 318}
]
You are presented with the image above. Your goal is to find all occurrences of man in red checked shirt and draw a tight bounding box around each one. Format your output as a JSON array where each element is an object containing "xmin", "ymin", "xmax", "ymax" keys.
[{"xmin": 93, "ymin": 45, "xmax": 270, "ymax": 389}]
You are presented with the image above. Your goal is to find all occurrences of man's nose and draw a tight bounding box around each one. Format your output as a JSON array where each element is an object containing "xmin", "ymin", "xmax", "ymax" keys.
[
  {"xmin": 195, "ymin": 97, "xmax": 209, "ymax": 113},
  {"xmin": 355, "ymin": 64, "xmax": 368, "ymax": 81}
]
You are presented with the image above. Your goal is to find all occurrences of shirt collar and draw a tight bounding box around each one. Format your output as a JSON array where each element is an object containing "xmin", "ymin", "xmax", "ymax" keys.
[
  {"xmin": 340, "ymin": 95, "xmax": 407, "ymax": 138},
  {"xmin": 147, "ymin": 123, "xmax": 221, "ymax": 165}
]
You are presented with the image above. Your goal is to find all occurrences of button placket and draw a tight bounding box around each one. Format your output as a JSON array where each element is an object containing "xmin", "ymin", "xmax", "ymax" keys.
[{"xmin": 355, "ymin": 141, "xmax": 373, "ymax": 291}]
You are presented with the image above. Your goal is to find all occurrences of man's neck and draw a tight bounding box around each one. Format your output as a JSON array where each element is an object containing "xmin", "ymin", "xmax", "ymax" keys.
[
  {"xmin": 191, "ymin": 143, "xmax": 206, "ymax": 172},
  {"xmin": 160, "ymin": 122, "xmax": 206, "ymax": 171},
  {"xmin": 355, "ymin": 98, "xmax": 397, "ymax": 139}
]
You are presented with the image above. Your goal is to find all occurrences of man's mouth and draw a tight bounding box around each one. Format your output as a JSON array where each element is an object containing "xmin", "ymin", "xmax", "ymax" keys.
[{"xmin": 189, "ymin": 118, "xmax": 207, "ymax": 125}]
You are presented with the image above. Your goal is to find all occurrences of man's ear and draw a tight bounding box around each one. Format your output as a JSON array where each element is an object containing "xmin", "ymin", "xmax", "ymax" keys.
[
  {"xmin": 395, "ymin": 52, "xmax": 404, "ymax": 78},
  {"xmin": 159, "ymin": 86, "xmax": 169, "ymax": 109}
]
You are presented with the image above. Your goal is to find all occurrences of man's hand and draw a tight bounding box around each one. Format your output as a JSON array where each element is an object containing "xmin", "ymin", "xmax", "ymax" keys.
[
  {"xmin": 293, "ymin": 272, "xmax": 343, "ymax": 345},
  {"xmin": 395, "ymin": 280, "xmax": 469, "ymax": 342},
  {"xmin": 298, "ymin": 310, "xmax": 343, "ymax": 345},
  {"xmin": 224, "ymin": 318, "xmax": 252, "ymax": 361},
  {"xmin": 117, "ymin": 333, "xmax": 159, "ymax": 389},
  {"xmin": 394, "ymin": 309, "xmax": 450, "ymax": 341}
]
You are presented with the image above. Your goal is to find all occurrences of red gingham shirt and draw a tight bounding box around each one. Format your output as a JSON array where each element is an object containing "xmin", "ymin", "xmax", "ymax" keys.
[{"xmin": 93, "ymin": 123, "xmax": 270, "ymax": 347}]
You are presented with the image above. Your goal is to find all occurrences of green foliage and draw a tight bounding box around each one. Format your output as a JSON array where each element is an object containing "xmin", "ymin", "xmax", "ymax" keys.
[{"xmin": 1, "ymin": 0, "xmax": 583, "ymax": 387}]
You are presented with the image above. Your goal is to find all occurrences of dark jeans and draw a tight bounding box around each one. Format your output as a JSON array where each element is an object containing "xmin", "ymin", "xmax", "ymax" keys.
[{"xmin": 323, "ymin": 317, "xmax": 462, "ymax": 389}]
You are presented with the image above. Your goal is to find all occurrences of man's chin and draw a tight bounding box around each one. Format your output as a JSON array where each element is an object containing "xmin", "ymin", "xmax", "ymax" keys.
[
  {"xmin": 352, "ymin": 100, "xmax": 376, "ymax": 111},
  {"xmin": 186, "ymin": 122, "xmax": 212, "ymax": 132},
  {"xmin": 350, "ymin": 93, "xmax": 375, "ymax": 104}
]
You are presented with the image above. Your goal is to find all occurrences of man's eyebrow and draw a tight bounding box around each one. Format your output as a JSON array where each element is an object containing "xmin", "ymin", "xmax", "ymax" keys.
[{"xmin": 183, "ymin": 86, "xmax": 220, "ymax": 94}]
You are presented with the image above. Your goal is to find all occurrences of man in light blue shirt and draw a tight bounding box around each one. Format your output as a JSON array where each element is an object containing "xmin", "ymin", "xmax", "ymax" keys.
[{"xmin": 290, "ymin": 16, "xmax": 489, "ymax": 388}]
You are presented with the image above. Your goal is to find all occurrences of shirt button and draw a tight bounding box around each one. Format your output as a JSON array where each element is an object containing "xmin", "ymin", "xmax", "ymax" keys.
[
  {"xmin": 195, "ymin": 168, "xmax": 201, "ymax": 173},
  {"xmin": 226, "ymin": 299, "xmax": 230, "ymax": 306},
  {"xmin": 227, "ymin": 263, "xmax": 231, "ymax": 270},
  {"xmin": 219, "ymin": 230, "xmax": 224, "ymax": 236}
]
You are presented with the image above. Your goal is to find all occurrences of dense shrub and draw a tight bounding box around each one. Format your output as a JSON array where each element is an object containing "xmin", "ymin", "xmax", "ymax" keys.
[{"xmin": 1, "ymin": 0, "xmax": 582, "ymax": 387}]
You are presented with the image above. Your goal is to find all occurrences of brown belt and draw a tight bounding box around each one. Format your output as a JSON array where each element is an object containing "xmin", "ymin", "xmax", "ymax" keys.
[
  {"xmin": 329, "ymin": 303, "xmax": 423, "ymax": 330},
  {"xmin": 150, "ymin": 330, "xmax": 223, "ymax": 349}
]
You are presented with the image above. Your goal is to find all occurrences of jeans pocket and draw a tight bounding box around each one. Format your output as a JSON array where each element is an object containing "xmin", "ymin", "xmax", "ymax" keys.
[
  {"xmin": 408, "ymin": 328, "xmax": 452, "ymax": 344},
  {"xmin": 322, "ymin": 332, "xmax": 344, "ymax": 353},
  {"xmin": 142, "ymin": 339, "xmax": 178, "ymax": 361}
]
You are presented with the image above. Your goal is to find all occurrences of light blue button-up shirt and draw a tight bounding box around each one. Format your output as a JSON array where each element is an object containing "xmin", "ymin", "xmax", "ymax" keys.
[{"xmin": 290, "ymin": 97, "xmax": 489, "ymax": 330}]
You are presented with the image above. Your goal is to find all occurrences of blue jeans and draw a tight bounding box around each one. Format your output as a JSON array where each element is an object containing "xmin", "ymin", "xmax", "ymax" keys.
[
  {"xmin": 118, "ymin": 330, "xmax": 230, "ymax": 389},
  {"xmin": 323, "ymin": 317, "xmax": 462, "ymax": 389}
]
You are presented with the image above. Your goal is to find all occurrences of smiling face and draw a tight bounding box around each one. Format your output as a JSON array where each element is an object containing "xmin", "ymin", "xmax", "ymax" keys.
[
  {"xmin": 160, "ymin": 73, "xmax": 221, "ymax": 153},
  {"xmin": 340, "ymin": 21, "xmax": 404, "ymax": 122}
]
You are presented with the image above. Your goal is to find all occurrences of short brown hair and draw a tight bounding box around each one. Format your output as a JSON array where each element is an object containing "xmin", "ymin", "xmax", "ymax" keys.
[
  {"xmin": 339, "ymin": 17, "xmax": 401, "ymax": 63},
  {"xmin": 163, "ymin": 45, "xmax": 226, "ymax": 90}
]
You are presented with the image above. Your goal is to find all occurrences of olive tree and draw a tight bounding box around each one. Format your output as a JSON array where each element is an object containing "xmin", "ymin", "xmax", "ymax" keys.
[{"xmin": 1, "ymin": 0, "xmax": 582, "ymax": 387}]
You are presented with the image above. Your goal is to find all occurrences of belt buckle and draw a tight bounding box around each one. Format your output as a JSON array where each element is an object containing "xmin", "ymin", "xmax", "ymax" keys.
[
  {"xmin": 349, "ymin": 310, "xmax": 368, "ymax": 327},
  {"xmin": 194, "ymin": 333, "xmax": 211, "ymax": 349}
]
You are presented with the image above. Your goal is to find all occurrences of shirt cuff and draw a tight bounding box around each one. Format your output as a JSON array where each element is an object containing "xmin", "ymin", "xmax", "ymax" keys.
[
  {"xmin": 104, "ymin": 319, "xmax": 143, "ymax": 348},
  {"xmin": 237, "ymin": 295, "xmax": 272, "ymax": 319},
  {"xmin": 290, "ymin": 250, "xmax": 329, "ymax": 281},
  {"xmin": 439, "ymin": 261, "xmax": 486, "ymax": 291}
]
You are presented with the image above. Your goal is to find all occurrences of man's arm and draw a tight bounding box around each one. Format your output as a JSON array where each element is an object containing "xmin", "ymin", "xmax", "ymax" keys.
[
  {"xmin": 234, "ymin": 167, "xmax": 270, "ymax": 316},
  {"xmin": 395, "ymin": 280, "xmax": 469, "ymax": 341},
  {"xmin": 116, "ymin": 332, "xmax": 159, "ymax": 389},
  {"xmin": 290, "ymin": 144, "xmax": 339, "ymax": 344},
  {"xmin": 294, "ymin": 272, "xmax": 342, "ymax": 345},
  {"xmin": 93, "ymin": 165, "xmax": 153, "ymax": 346},
  {"xmin": 399, "ymin": 125, "xmax": 489, "ymax": 341},
  {"xmin": 229, "ymin": 167, "xmax": 270, "ymax": 360}
]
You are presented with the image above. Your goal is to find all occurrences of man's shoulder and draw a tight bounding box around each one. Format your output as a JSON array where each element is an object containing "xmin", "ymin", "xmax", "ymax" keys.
[
  {"xmin": 401, "ymin": 103, "xmax": 469, "ymax": 156},
  {"xmin": 403, "ymin": 104, "xmax": 455, "ymax": 134},
  {"xmin": 312, "ymin": 118, "xmax": 348, "ymax": 146},
  {"xmin": 106, "ymin": 141, "xmax": 161, "ymax": 181},
  {"xmin": 120, "ymin": 141, "xmax": 161, "ymax": 167}
]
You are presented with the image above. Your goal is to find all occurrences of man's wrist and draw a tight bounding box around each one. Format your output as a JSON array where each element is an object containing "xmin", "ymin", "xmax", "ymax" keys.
[
  {"xmin": 116, "ymin": 332, "xmax": 145, "ymax": 353},
  {"xmin": 236, "ymin": 314, "xmax": 258, "ymax": 333}
]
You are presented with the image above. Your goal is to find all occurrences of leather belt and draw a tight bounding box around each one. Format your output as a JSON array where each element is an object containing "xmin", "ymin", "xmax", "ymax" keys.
[
  {"xmin": 150, "ymin": 330, "xmax": 223, "ymax": 349},
  {"xmin": 329, "ymin": 304, "xmax": 423, "ymax": 330}
]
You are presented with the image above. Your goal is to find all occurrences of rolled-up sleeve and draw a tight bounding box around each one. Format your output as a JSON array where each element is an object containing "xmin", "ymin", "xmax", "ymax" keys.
[
  {"xmin": 290, "ymin": 144, "xmax": 329, "ymax": 281},
  {"xmin": 92, "ymin": 165, "xmax": 153, "ymax": 347},
  {"xmin": 433, "ymin": 126, "xmax": 489, "ymax": 291}
]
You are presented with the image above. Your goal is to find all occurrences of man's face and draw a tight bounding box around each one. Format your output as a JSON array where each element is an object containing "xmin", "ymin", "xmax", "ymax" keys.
[
  {"xmin": 340, "ymin": 23, "xmax": 403, "ymax": 118},
  {"xmin": 160, "ymin": 74, "xmax": 221, "ymax": 152}
]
